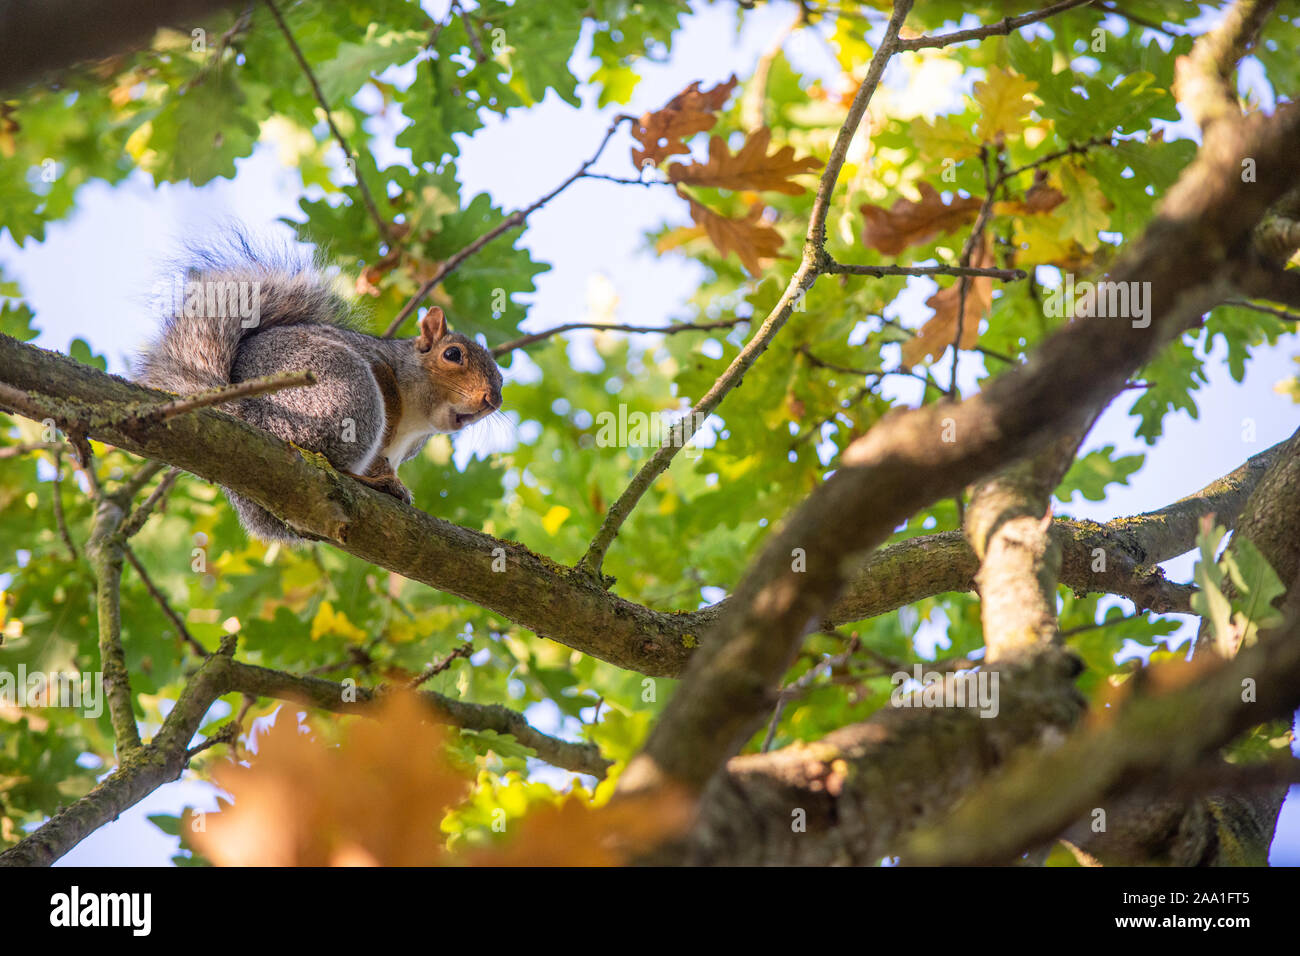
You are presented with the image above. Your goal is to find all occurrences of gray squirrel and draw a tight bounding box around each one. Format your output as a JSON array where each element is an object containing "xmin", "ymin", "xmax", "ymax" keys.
[{"xmin": 135, "ymin": 239, "xmax": 503, "ymax": 543}]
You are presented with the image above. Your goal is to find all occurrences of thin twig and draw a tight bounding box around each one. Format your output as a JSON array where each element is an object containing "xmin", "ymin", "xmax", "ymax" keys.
[
  {"xmin": 578, "ymin": 173, "xmax": 675, "ymax": 188},
  {"xmin": 896, "ymin": 0, "xmax": 1097, "ymax": 52},
  {"xmin": 761, "ymin": 636, "xmax": 861, "ymax": 752},
  {"xmin": 185, "ymin": 721, "xmax": 239, "ymax": 761},
  {"xmin": 408, "ymin": 641, "xmax": 474, "ymax": 688},
  {"xmin": 129, "ymin": 370, "xmax": 315, "ymax": 424},
  {"xmin": 826, "ymin": 260, "xmax": 1026, "ymax": 281},
  {"xmin": 950, "ymin": 149, "xmax": 1002, "ymax": 397},
  {"xmin": 0, "ymin": 440, "xmax": 62, "ymax": 460},
  {"xmin": 789, "ymin": 381, "xmax": 879, "ymax": 449},
  {"xmin": 1003, "ymin": 135, "xmax": 1116, "ymax": 179},
  {"xmin": 798, "ymin": 345, "xmax": 931, "ymax": 385},
  {"xmin": 576, "ymin": 0, "xmax": 916, "ymax": 578},
  {"xmin": 124, "ymin": 546, "xmax": 210, "ymax": 658},
  {"xmin": 451, "ymin": 0, "xmax": 488, "ymax": 63},
  {"xmin": 263, "ymin": 0, "xmax": 392, "ymax": 241},
  {"xmin": 491, "ymin": 317, "xmax": 748, "ymax": 357},
  {"xmin": 178, "ymin": 3, "xmax": 254, "ymax": 94},
  {"xmin": 50, "ymin": 447, "xmax": 78, "ymax": 560},
  {"xmin": 114, "ymin": 459, "xmax": 168, "ymax": 505},
  {"xmin": 1096, "ymin": 1, "xmax": 1184, "ymax": 36},
  {"xmin": 1222, "ymin": 297, "xmax": 1300, "ymax": 322},
  {"xmin": 118, "ymin": 467, "xmax": 181, "ymax": 541},
  {"xmin": 383, "ymin": 114, "xmax": 636, "ymax": 338}
]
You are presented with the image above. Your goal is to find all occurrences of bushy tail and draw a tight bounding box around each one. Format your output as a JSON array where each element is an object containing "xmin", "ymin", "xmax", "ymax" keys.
[
  {"xmin": 134, "ymin": 234, "xmax": 356, "ymax": 545},
  {"xmin": 134, "ymin": 234, "xmax": 353, "ymax": 394}
]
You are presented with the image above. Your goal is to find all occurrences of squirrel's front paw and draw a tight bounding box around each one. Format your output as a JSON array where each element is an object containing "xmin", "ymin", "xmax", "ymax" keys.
[
  {"xmin": 346, "ymin": 470, "xmax": 413, "ymax": 506},
  {"xmin": 385, "ymin": 480, "xmax": 414, "ymax": 506},
  {"xmin": 371, "ymin": 474, "xmax": 413, "ymax": 505}
]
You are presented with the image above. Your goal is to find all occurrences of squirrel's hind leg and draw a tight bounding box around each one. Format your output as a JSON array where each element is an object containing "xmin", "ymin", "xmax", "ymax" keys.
[{"xmin": 231, "ymin": 328, "xmax": 386, "ymax": 476}]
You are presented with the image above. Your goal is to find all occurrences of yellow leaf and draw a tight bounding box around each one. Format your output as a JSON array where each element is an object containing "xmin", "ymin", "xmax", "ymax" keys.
[
  {"xmin": 656, "ymin": 225, "xmax": 707, "ymax": 254},
  {"xmin": 974, "ymin": 66, "xmax": 1038, "ymax": 144},
  {"xmin": 1055, "ymin": 162, "xmax": 1111, "ymax": 247},
  {"xmin": 124, "ymin": 121, "xmax": 154, "ymax": 162},
  {"xmin": 310, "ymin": 601, "xmax": 368, "ymax": 643},
  {"xmin": 912, "ymin": 114, "xmax": 980, "ymax": 164},
  {"xmin": 830, "ymin": 18, "xmax": 873, "ymax": 74},
  {"xmin": 541, "ymin": 505, "xmax": 572, "ymax": 535}
]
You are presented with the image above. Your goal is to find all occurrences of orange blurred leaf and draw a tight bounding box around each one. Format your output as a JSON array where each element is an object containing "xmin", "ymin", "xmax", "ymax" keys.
[
  {"xmin": 194, "ymin": 692, "xmax": 467, "ymax": 866},
  {"xmin": 463, "ymin": 787, "xmax": 695, "ymax": 867}
]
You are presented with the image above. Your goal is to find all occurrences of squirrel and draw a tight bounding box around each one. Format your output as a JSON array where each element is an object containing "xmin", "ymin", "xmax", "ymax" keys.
[{"xmin": 134, "ymin": 239, "xmax": 503, "ymax": 543}]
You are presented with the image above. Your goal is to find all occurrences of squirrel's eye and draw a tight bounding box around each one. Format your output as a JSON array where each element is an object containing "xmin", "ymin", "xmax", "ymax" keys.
[{"xmin": 442, "ymin": 346, "xmax": 463, "ymax": 364}]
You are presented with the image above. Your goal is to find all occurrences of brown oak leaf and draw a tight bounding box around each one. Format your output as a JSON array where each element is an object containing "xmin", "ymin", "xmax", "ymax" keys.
[
  {"xmin": 994, "ymin": 175, "xmax": 1066, "ymax": 218},
  {"xmin": 666, "ymin": 127, "xmax": 823, "ymax": 195},
  {"xmin": 900, "ymin": 240, "xmax": 995, "ymax": 369},
  {"xmin": 631, "ymin": 76, "xmax": 738, "ymax": 170},
  {"xmin": 860, "ymin": 182, "xmax": 983, "ymax": 256},
  {"xmin": 682, "ymin": 190, "xmax": 783, "ymax": 275}
]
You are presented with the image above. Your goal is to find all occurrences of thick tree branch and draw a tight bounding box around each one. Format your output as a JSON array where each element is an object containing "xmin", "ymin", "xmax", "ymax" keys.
[
  {"xmin": 619, "ymin": 99, "xmax": 1300, "ymax": 796},
  {"xmin": 0, "ymin": 0, "xmax": 245, "ymax": 90},
  {"xmin": 1174, "ymin": 0, "xmax": 1278, "ymax": 132},
  {"xmin": 649, "ymin": 647, "xmax": 1087, "ymax": 864},
  {"xmin": 964, "ymin": 425, "xmax": 1093, "ymax": 661},
  {"xmin": 905, "ymin": 572, "xmax": 1300, "ymax": 865},
  {"xmin": 0, "ymin": 338, "xmax": 1285, "ymax": 682},
  {"xmin": 662, "ymin": 429, "xmax": 1296, "ymax": 864},
  {"xmin": 916, "ymin": 427, "xmax": 1300, "ymax": 865}
]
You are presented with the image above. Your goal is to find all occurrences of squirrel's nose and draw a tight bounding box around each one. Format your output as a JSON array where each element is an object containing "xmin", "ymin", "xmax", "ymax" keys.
[{"xmin": 484, "ymin": 387, "xmax": 502, "ymax": 410}]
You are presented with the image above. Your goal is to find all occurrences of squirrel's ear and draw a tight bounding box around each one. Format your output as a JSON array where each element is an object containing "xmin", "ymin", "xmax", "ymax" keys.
[{"xmin": 416, "ymin": 307, "xmax": 448, "ymax": 352}]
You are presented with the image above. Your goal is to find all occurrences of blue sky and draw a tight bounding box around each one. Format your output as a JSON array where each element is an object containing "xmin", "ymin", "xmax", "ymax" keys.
[{"xmin": 1, "ymin": 1, "xmax": 1296, "ymax": 865}]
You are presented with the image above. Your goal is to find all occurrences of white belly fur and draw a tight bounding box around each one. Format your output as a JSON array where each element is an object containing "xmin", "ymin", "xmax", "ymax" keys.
[{"xmin": 382, "ymin": 415, "xmax": 434, "ymax": 470}]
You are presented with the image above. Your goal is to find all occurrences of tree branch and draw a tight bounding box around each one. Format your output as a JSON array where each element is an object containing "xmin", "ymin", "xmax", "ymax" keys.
[
  {"xmin": 824, "ymin": 260, "xmax": 1025, "ymax": 281},
  {"xmin": 0, "ymin": 647, "xmax": 609, "ymax": 866},
  {"xmin": 895, "ymin": 0, "xmax": 1097, "ymax": 52},
  {"xmin": 1174, "ymin": 0, "xmax": 1278, "ymax": 132},
  {"xmin": 1, "ymin": 334, "xmax": 1287, "ymax": 681},
  {"xmin": 575, "ymin": 0, "xmax": 917, "ymax": 579},
  {"xmin": 964, "ymin": 423, "xmax": 1094, "ymax": 661},
  {"xmin": 617, "ymin": 96, "xmax": 1300, "ymax": 796},
  {"xmin": 0, "ymin": 0, "xmax": 245, "ymax": 90},
  {"xmin": 490, "ymin": 317, "xmax": 748, "ymax": 358},
  {"xmin": 905, "ymin": 570, "xmax": 1300, "ymax": 864},
  {"xmin": 262, "ymin": 0, "xmax": 392, "ymax": 242}
]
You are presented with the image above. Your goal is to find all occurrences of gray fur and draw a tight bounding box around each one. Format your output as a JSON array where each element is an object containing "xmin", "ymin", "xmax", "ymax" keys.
[{"xmin": 134, "ymin": 237, "xmax": 502, "ymax": 543}]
